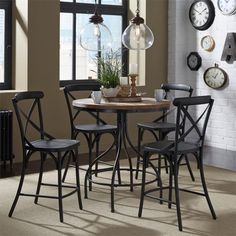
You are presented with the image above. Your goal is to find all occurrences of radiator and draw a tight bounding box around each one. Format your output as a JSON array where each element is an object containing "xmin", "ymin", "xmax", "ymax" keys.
[{"xmin": 0, "ymin": 110, "xmax": 14, "ymax": 167}]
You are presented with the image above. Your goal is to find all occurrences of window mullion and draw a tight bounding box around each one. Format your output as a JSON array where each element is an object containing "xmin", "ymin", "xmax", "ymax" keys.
[{"xmin": 72, "ymin": 13, "xmax": 76, "ymax": 81}]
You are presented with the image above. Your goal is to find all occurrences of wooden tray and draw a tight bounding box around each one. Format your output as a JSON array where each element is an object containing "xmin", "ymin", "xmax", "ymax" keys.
[{"xmin": 104, "ymin": 96, "xmax": 142, "ymax": 103}]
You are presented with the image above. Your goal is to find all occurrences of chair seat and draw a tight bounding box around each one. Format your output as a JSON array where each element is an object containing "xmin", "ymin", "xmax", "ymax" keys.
[
  {"xmin": 75, "ymin": 124, "xmax": 117, "ymax": 133},
  {"xmin": 137, "ymin": 122, "xmax": 176, "ymax": 133},
  {"xmin": 28, "ymin": 139, "xmax": 80, "ymax": 152},
  {"xmin": 144, "ymin": 140, "xmax": 199, "ymax": 155}
]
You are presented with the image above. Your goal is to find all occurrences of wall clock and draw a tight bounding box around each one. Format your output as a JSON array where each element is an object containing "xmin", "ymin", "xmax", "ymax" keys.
[
  {"xmin": 217, "ymin": 0, "xmax": 236, "ymax": 15},
  {"xmin": 201, "ymin": 35, "xmax": 215, "ymax": 52},
  {"xmin": 187, "ymin": 52, "xmax": 202, "ymax": 71},
  {"xmin": 189, "ymin": 0, "xmax": 215, "ymax": 31},
  {"xmin": 203, "ymin": 64, "xmax": 228, "ymax": 89}
]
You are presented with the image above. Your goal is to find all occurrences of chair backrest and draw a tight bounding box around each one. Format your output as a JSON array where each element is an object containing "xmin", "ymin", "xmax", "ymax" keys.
[
  {"xmin": 161, "ymin": 83, "xmax": 193, "ymax": 100},
  {"xmin": 12, "ymin": 91, "xmax": 49, "ymax": 151},
  {"xmin": 157, "ymin": 83, "xmax": 193, "ymax": 128},
  {"xmin": 63, "ymin": 80, "xmax": 106, "ymax": 138},
  {"xmin": 173, "ymin": 96, "xmax": 214, "ymax": 152}
]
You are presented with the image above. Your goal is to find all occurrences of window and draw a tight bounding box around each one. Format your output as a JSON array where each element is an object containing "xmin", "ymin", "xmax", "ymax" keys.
[
  {"xmin": 60, "ymin": 0, "xmax": 128, "ymax": 86},
  {"xmin": 0, "ymin": 0, "xmax": 11, "ymax": 90}
]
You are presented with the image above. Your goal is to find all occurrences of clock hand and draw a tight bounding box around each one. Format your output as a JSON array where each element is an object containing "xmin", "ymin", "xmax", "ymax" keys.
[
  {"xmin": 213, "ymin": 73, "xmax": 218, "ymax": 79},
  {"xmin": 200, "ymin": 8, "xmax": 207, "ymax": 14},
  {"xmin": 193, "ymin": 9, "xmax": 201, "ymax": 14}
]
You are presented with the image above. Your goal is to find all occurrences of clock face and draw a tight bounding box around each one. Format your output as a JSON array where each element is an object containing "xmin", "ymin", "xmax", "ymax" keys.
[
  {"xmin": 204, "ymin": 65, "xmax": 227, "ymax": 89},
  {"xmin": 218, "ymin": 0, "xmax": 236, "ymax": 15},
  {"xmin": 187, "ymin": 52, "xmax": 202, "ymax": 71},
  {"xmin": 201, "ymin": 35, "xmax": 215, "ymax": 51},
  {"xmin": 189, "ymin": 0, "xmax": 215, "ymax": 30}
]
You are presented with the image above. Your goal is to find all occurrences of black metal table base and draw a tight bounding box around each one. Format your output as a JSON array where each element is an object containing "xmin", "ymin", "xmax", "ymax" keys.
[{"xmin": 84, "ymin": 111, "xmax": 160, "ymax": 212}]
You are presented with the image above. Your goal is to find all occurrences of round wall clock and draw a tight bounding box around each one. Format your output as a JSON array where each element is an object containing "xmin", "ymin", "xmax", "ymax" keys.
[
  {"xmin": 189, "ymin": 0, "xmax": 215, "ymax": 31},
  {"xmin": 187, "ymin": 52, "xmax": 202, "ymax": 71},
  {"xmin": 217, "ymin": 0, "xmax": 236, "ymax": 15},
  {"xmin": 201, "ymin": 35, "xmax": 215, "ymax": 51},
  {"xmin": 204, "ymin": 64, "xmax": 228, "ymax": 89}
]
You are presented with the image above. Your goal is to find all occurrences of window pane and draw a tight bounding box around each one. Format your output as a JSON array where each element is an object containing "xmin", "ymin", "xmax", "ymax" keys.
[
  {"xmin": 61, "ymin": 0, "xmax": 73, "ymax": 2},
  {"xmin": 76, "ymin": 14, "xmax": 97, "ymax": 80},
  {"xmin": 0, "ymin": 10, "xmax": 5, "ymax": 83},
  {"xmin": 103, "ymin": 15, "xmax": 122, "ymax": 51},
  {"xmin": 60, "ymin": 13, "xmax": 73, "ymax": 81},
  {"xmin": 76, "ymin": 0, "xmax": 94, "ymax": 3},
  {"xmin": 102, "ymin": 0, "xmax": 122, "ymax": 5}
]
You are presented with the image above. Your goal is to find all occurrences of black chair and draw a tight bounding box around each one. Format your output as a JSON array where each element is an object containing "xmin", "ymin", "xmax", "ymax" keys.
[
  {"xmin": 62, "ymin": 81, "xmax": 117, "ymax": 189},
  {"xmin": 138, "ymin": 96, "xmax": 217, "ymax": 231},
  {"xmin": 136, "ymin": 83, "xmax": 195, "ymax": 181},
  {"xmin": 8, "ymin": 91, "xmax": 82, "ymax": 222}
]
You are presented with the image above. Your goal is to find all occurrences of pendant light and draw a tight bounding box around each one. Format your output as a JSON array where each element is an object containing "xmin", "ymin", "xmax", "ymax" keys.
[
  {"xmin": 79, "ymin": 0, "xmax": 113, "ymax": 51},
  {"xmin": 122, "ymin": 0, "xmax": 154, "ymax": 50}
]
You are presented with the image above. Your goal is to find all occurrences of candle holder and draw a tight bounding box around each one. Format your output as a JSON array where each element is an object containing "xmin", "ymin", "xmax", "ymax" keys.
[{"xmin": 129, "ymin": 74, "xmax": 138, "ymax": 97}]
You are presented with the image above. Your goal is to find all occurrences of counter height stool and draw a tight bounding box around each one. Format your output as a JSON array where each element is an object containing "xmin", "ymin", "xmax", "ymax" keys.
[
  {"xmin": 9, "ymin": 91, "xmax": 82, "ymax": 222},
  {"xmin": 63, "ymin": 81, "xmax": 118, "ymax": 189},
  {"xmin": 136, "ymin": 83, "xmax": 195, "ymax": 181},
  {"xmin": 138, "ymin": 96, "xmax": 216, "ymax": 231}
]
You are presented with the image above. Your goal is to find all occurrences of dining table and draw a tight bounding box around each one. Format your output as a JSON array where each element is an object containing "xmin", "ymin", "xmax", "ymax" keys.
[{"xmin": 72, "ymin": 97, "xmax": 171, "ymax": 212}]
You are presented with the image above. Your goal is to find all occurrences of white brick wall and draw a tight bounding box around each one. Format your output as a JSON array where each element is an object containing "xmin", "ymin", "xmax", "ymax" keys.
[{"xmin": 168, "ymin": 0, "xmax": 236, "ymax": 151}]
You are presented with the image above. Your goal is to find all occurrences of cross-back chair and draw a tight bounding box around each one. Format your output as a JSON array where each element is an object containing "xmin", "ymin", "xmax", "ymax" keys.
[
  {"xmin": 63, "ymin": 81, "xmax": 117, "ymax": 190},
  {"xmin": 136, "ymin": 83, "xmax": 195, "ymax": 181},
  {"xmin": 138, "ymin": 95, "xmax": 216, "ymax": 231},
  {"xmin": 9, "ymin": 91, "xmax": 82, "ymax": 222}
]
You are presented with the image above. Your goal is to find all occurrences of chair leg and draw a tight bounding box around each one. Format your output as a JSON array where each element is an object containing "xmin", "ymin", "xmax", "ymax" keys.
[
  {"xmin": 62, "ymin": 152, "xmax": 72, "ymax": 182},
  {"xmin": 57, "ymin": 152, "xmax": 64, "ymax": 223},
  {"xmin": 34, "ymin": 153, "xmax": 46, "ymax": 204},
  {"xmin": 74, "ymin": 148, "xmax": 83, "ymax": 210},
  {"xmin": 138, "ymin": 151, "xmax": 148, "ymax": 217},
  {"xmin": 164, "ymin": 156, "xmax": 169, "ymax": 174},
  {"xmin": 184, "ymin": 154, "xmax": 195, "ymax": 182},
  {"xmin": 88, "ymin": 133, "xmax": 93, "ymax": 191},
  {"xmin": 158, "ymin": 155, "xmax": 162, "ymax": 186},
  {"xmin": 8, "ymin": 160, "xmax": 27, "ymax": 217},
  {"xmin": 168, "ymin": 158, "xmax": 173, "ymax": 209},
  {"xmin": 199, "ymin": 154, "xmax": 217, "ymax": 220},
  {"xmin": 135, "ymin": 127, "xmax": 143, "ymax": 180},
  {"xmin": 95, "ymin": 134, "xmax": 100, "ymax": 177},
  {"xmin": 173, "ymin": 157, "xmax": 182, "ymax": 231}
]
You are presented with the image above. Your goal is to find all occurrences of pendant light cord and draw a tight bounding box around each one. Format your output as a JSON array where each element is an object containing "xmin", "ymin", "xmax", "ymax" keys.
[
  {"xmin": 136, "ymin": 0, "xmax": 140, "ymax": 14},
  {"xmin": 94, "ymin": 0, "xmax": 98, "ymax": 14}
]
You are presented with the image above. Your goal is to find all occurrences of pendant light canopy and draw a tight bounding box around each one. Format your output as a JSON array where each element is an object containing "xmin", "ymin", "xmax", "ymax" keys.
[
  {"xmin": 79, "ymin": 0, "xmax": 113, "ymax": 51},
  {"xmin": 122, "ymin": 0, "xmax": 154, "ymax": 50}
]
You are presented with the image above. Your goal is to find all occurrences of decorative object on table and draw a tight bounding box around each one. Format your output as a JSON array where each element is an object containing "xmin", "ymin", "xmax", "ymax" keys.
[
  {"xmin": 129, "ymin": 74, "xmax": 138, "ymax": 97},
  {"xmin": 201, "ymin": 35, "xmax": 215, "ymax": 52},
  {"xmin": 203, "ymin": 63, "xmax": 228, "ymax": 89},
  {"xmin": 118, "ymin": 85, "xmax": 131, "ymax": 97},
  {"xmin": 105, "ymin": 96, "xmax": 142, "ymax": 103},
  {"xmin": 154, "ymin": 89, "xmax": 164, "ymax": 102},
  {"xmin": 91, "ymin": 91, "xmax": 102, "ymax": 104},
  {"xmin": 187, "ymin": 52, "xmax": 202, "ymax": 71},
  {"xmin": 128, "ymin": 63, "xmax": 138, "ymax": 97},
  {"xmin": 95, "ymin": 49, "xmax": 122, "ymax": 97},
  {"xmin": 189, "ymin": 0, "xmax": 215, "ymax": 31},
  {"xmin": 217, "ymin": 0, "xmax": 236, "ymax": 15},
  {"xmin": 221, "ymin": 33, "xmax": 236, "ymax": 64},
  {"xmin": 122, "ymin": 0, "xmax": 154, "ymax": 50},
  {"xmin": 79, "ymin": 0, "xmax": 112, "ymax": 51}
]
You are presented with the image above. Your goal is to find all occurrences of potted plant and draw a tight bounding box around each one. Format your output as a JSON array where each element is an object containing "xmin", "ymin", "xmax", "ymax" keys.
[{"xmin": 95, "ymin": 49, "xmax": 122, "ymax": 97}]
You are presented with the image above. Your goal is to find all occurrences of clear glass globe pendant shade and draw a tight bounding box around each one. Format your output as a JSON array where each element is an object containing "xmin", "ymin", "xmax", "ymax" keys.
[
  {"xmin": 122, "ymin": 22, "xmax": 154, "ymax": 50},
  {"xmin": 80, "ymin": 22, "xmax": 113, "ymax": 51}
]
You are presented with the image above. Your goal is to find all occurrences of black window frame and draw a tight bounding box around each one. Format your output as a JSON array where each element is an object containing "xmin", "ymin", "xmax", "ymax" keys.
[
  {"xmin": 0, "ymin": 0, "xmax": 12, "ymax": 90},
  {"xmin": 60, "ymin": 0, "xmax": 128, "ymax": 87}
]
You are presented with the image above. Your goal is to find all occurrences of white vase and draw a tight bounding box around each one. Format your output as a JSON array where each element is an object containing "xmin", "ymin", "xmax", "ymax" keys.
[{"xmin": 101, "ymin": 86, "xmax": 121, "ymax": 97}]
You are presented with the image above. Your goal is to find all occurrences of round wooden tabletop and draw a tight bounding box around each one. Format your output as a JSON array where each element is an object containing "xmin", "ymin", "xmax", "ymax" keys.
[{"xmin": 73, "ymin": 98, "xmax": 171, "ymax": 112}]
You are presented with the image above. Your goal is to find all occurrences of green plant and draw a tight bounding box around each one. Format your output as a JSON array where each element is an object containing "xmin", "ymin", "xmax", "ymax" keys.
[{"xmin": 94, "ymin": 49, "xmax": 122, "ymax": 88}]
